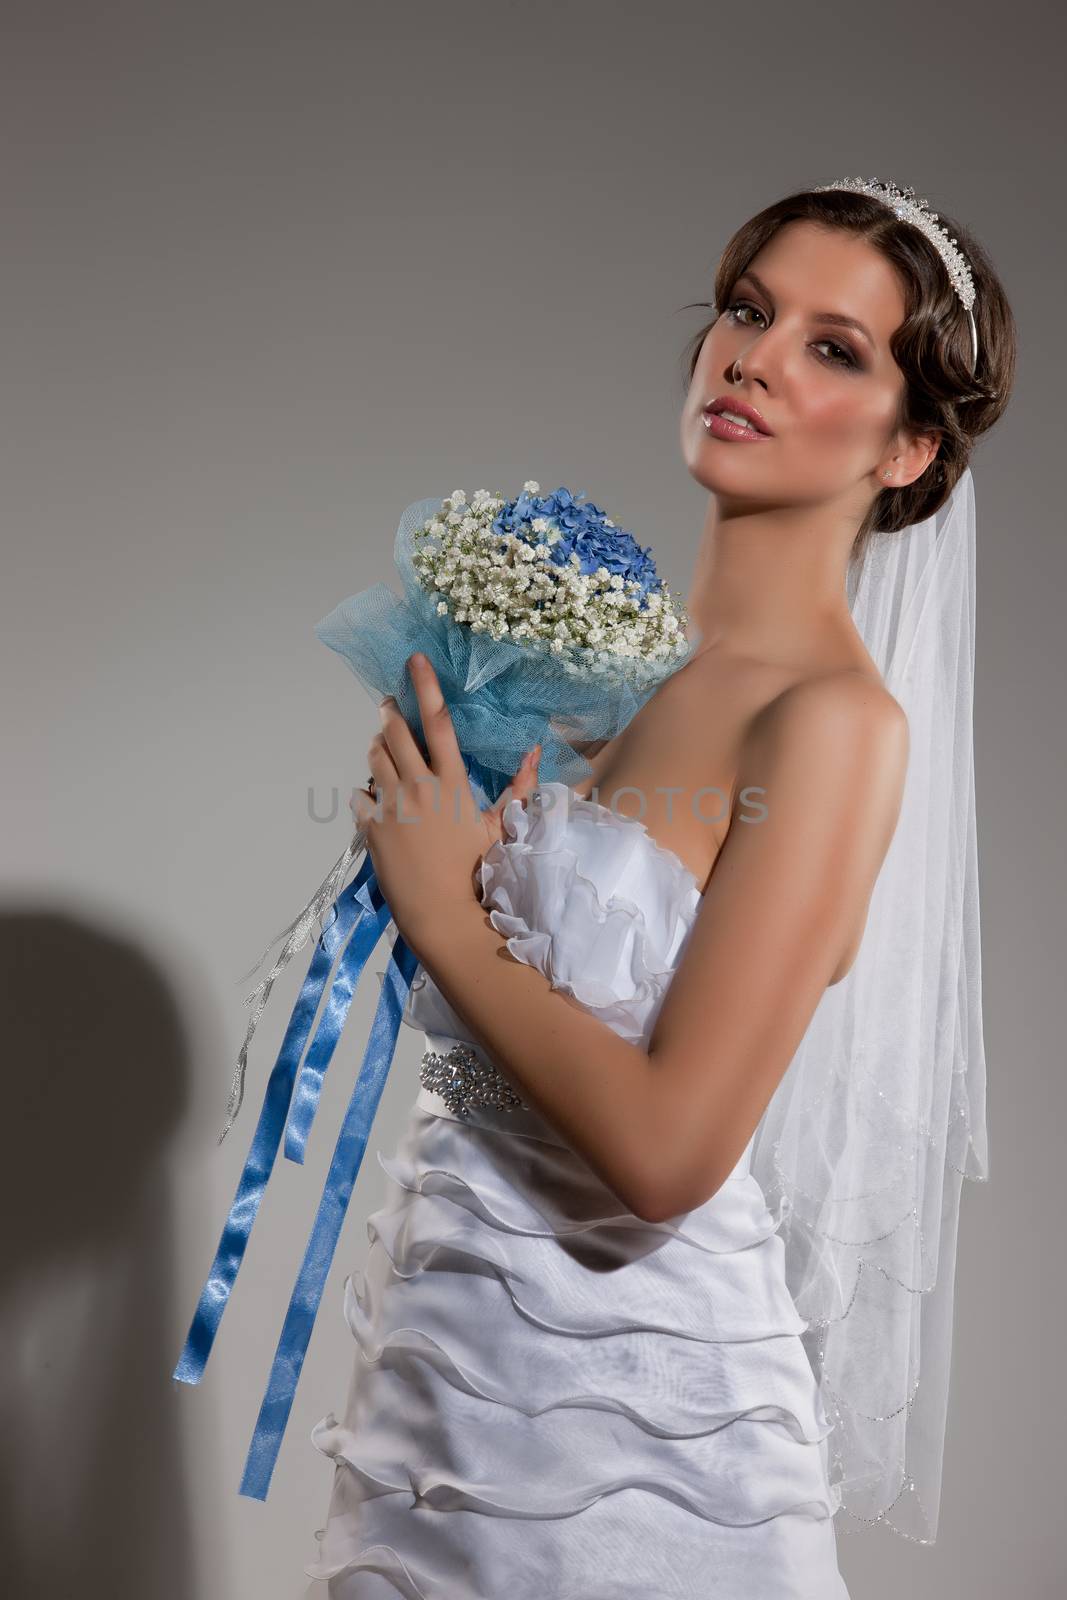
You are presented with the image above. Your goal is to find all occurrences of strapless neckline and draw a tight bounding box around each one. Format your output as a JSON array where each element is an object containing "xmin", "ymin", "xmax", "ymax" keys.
[{"xmin": 541, "ymin": 783, "xmax": 706, "ymax": 900}]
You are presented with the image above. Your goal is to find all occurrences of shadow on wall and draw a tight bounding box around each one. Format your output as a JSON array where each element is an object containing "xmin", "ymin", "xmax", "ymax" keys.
[{"xmin": 0, "ymin": 908, "xmax": 193, "ymax": 1600}]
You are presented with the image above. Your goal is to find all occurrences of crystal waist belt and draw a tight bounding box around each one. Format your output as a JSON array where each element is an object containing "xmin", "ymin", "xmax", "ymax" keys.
[{"xmin": 418, "ymin": 1040, "xmax": 528, "ymax": 1118}]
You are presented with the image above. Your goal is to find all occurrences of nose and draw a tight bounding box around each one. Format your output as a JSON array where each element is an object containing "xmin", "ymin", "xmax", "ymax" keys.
[{"xmin": 728, "ymin": 343, "xmax": 770, "ymax": 390}]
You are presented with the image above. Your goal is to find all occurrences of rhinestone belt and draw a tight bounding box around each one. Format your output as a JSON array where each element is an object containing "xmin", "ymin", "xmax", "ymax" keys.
[{"xmin": 418, "ymin": 1041, "xmax": 528, "ymax": 1119}]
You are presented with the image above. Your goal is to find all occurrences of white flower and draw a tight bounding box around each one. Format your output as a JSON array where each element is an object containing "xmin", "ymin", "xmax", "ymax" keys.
[{"xmin": 410, "ymin": 484, "xmax": 690, "ymax": 678}]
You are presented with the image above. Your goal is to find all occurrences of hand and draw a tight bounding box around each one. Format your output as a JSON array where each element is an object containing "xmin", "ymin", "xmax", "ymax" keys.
[{"xmin": 351, "ymin": 652, "xmax": 541, "ymax": 957}]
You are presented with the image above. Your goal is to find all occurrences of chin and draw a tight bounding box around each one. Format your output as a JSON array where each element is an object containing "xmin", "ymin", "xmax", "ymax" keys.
[{"xmin": 683, "ymin": 441, "xmax": 772, "ymax": 498}]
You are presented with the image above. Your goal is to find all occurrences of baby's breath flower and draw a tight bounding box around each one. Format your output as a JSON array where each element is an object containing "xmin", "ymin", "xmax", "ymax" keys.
[{"xmin": 410, "ymin": 482, "xmax": 690, "ymax": 681}]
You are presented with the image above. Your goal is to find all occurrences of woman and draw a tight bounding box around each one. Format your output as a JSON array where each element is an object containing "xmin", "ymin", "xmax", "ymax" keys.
[{"xmin": 305, "ymin": 180, "xmax": 1015, "ymax": 1597}]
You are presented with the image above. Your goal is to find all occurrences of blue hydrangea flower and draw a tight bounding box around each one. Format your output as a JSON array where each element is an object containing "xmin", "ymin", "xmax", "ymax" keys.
[{"xmin": 492, "ymin": 486, "xmax": 662, "ymax": 603}]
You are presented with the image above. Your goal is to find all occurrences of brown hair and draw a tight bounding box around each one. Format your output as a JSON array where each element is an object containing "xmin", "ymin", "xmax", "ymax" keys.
[{"xmin": 680, "ymin": 184, "xmax": 1017, "ymax": 562}]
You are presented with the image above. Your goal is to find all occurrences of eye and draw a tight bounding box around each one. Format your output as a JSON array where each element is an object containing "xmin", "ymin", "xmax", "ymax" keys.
[
  {"xmin": 724, "ymin": 300, "xmax": 765, "ymax": 329},
  {"xmin": 724, "ymin": 300, "xmax": 859, "ymax": 370},
  {"xmin": 812, "ymin": 338, "xmax": 858, "ymax": 369}
]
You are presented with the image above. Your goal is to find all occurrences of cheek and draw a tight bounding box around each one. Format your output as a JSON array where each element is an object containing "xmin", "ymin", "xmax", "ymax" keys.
[
  {"xmin": 805, "ymin": 390, "xmax": 868, "ymax": 438},
  {"xmin": 691, "ymin": 327, "xmax": 726, "ymax": 387},
  {"xmin": 793, "ymin": 387, "xmax": 896, "ymax": 460}
]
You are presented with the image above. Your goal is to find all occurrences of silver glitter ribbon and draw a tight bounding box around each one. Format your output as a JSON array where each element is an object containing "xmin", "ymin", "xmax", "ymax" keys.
[{"xmin": 216, "ymin": 824, "xmax": 368, "ymax": 1146}]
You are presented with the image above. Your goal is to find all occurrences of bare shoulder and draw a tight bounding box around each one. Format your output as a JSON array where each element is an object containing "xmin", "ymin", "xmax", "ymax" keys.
[
  {"xmin": 750, "ymin": 667, "xmax": 907, "ymax": 762},
  {"xmin": 765, "ymin": 666, "xmax": 907, "ymax": 737},
  {"xmin": 736, "ymin": 668, "xmax": 910, "ymax": 857}
]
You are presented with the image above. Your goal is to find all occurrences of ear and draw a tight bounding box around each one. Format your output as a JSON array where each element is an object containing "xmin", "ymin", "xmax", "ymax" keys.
[{"xmin": 884, "ymin": 428, "xmax": 942, "ymax": 490}]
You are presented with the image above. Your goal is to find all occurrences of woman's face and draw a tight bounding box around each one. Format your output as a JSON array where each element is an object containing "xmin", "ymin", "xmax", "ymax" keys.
[{"xmin": 680, "ymin": 219, "xmax": 913, "ymax": 510}]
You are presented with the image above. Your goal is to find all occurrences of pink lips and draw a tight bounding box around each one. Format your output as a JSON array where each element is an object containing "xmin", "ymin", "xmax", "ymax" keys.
[
  {"xmin": 702, "ymin": 396, "xmax": 774, "ymax": 439},
  {"xmin": 702, "ymin": 410, "xmax": 773, "ymax": 443}
]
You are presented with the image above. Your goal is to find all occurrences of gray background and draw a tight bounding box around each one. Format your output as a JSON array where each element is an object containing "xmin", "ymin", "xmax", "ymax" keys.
[{"xmin": 2, "ymin": 2, "xmax": 1062, "ymax": 1596}]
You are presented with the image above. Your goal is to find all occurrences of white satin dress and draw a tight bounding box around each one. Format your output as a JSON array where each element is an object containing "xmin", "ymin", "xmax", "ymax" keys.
[{"xmin": 304, "ymin": 782, "xmax": 850, "ymax": 1598}]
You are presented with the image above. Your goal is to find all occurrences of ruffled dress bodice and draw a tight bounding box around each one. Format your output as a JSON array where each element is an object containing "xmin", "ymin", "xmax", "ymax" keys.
[
  {"xmin": 398, "ymin": 781, "xmax": 725, "ymax": 1155},
  {"xmin": 305, "ymin": 783, "xmax": 850, "ymax": 1599},
  {"xmin": 470, "ymin": 781, "xmax": 705, "ymax": 1046}
]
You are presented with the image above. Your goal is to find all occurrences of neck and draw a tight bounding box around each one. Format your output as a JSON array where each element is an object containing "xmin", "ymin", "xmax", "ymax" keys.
[{"xmin": 684, "ymin": 493, "xmax": 863, "ymax": 669}]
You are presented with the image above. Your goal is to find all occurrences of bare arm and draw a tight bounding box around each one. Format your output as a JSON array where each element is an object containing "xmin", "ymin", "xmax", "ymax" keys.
[
  {"xmin": 643, "ymin": 672, "xmax": 908, "ymax": 1216},
  {"xmin": 415, "ymin": 901, "xmax": 659, "ymax": 1215},
  {"xmin": 414, "ymin": 672, "xmax": 908, "ymax": 1223}
]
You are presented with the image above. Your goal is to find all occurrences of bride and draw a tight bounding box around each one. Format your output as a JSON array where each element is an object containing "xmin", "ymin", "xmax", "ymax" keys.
[{"xmin": 305, "ymin": 178, "xmax": 1015, "ymax": 1597}]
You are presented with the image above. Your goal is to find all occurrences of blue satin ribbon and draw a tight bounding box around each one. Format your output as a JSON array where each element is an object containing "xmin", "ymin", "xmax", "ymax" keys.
[
  {"xmin": 171, "ymin": 854, "xmax": 389, "ymax": 1388},
  {"xmin": 240, "ymin": 930, "xmax": 420, "ymax": 1499},
  {"xmin": 283, "ymin": 882, "xmax": 396, "ymax": 1165},
  {"xmin": 277, "ymin": 759, "xmax": 498, "ymax": 1166},
  {"xmin": 174, "ymin": 756, "xmax": 507, "ymax": 1501}
]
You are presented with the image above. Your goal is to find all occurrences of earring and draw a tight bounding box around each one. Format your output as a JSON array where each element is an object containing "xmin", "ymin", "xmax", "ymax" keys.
[{"xmin": 883, "ymin": 470, "xmax": 893, "ymax": 479}]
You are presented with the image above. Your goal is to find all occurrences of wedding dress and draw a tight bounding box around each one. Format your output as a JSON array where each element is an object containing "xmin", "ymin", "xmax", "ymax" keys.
[{"xmin": 304, "ymin": 780, "xmax": 851, "ymax": 1599}]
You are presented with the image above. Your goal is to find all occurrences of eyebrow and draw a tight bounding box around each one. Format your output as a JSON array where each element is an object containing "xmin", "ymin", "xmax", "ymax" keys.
[{"xmin": 735, "ymin": 269, "xmax": 876, "ymax": 349}]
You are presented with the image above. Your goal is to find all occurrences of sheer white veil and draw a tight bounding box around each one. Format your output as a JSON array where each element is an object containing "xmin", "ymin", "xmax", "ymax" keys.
[{"xmin": 750, "ymin": 465, "xmax": 990, "ymax": 1543}]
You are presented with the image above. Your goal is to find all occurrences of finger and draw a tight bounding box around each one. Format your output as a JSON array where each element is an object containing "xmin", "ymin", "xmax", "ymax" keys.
[
  {"xmin": 407, "ymin": 652, "xmax": 467, "ymax": 788},
  {"xmin": 351, "ymin": 786, "xmax": 382, "ymax": 830},
  {"xmin": 367, "ymin": 731, "xmax": 400, "ymax": 806},
  {"xmin": 350, "ymin": 782, "xmax": 377, "ymax": 822},
  {"xmin": 377, "ymin": 693, "xmax": 429, "ymax": 784},
  {"xmin": 512, "ymin": 743, "xmax": 541, "ymax": 797},
  {"xmin": 493, "ymin": 745, "xmax": 541, "ymax": 819}
]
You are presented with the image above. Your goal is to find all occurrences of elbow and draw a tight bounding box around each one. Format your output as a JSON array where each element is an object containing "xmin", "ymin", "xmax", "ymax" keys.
[
  {"xmin": 627, "ymin": 1190, "xmax": 670, "ymax": 1225},
  {"xmin": 615, "ymin": 1135, "xmax": 687, "ymax": 1224},
  {"xmin": 607, "ymin": 1171, "xmax": 669, "ymax": 1226},
  {"xmin": 612, "ymin": 1164, "xmax": 683, "ymax": 1226},
  {"xmin": 632, "ymin": 1187, "xmax": 706, "ymax": 1225},
  {"xmin": 629, "ymin": 1159, "xmax": 732, "ymax": 1225},
  {"xmin": 631, "ymin": 1188, "xmax": 698, "ymax": 1225},
  {"xmin": 629, "ymin": 1089, "xmax": 747, "ymax": 1221},
  {"xmin": 627, "ymin": 1173, "xmax": 698, "ymax": 1225},
  {"xmin": 636, "ymin": 1184, "xmax": 719, "ymax": 1225},
  {"xmin": 593, "ymin": 1054, "xmax": 730, "ymax": 1223}
]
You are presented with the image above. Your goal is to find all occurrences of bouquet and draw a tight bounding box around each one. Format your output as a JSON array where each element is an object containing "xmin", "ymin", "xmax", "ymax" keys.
[{"xmin": 172, "ymin": 481, "xmax": 692, "ymax": 1499}]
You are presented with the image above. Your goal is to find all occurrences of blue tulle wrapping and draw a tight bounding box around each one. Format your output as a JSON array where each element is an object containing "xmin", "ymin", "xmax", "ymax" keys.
[
  {"xmin": 315, "ymin": 495, "xmax": 691, "ymax": 798},
  {"xmin": 172, "ymin": 492, "xmax": 692, "ymax": 1502}
]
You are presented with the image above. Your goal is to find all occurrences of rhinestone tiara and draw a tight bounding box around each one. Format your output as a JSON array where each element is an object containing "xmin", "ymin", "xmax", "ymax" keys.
[{"xmin": 813, "ymin": 176, "xmax": 978, "ymax": 369}]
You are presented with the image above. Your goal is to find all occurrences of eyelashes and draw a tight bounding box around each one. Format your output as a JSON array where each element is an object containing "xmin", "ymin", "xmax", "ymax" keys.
[{"xmin": 723, "ymin": 301, "xmax": 861, "ymax": 370}]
